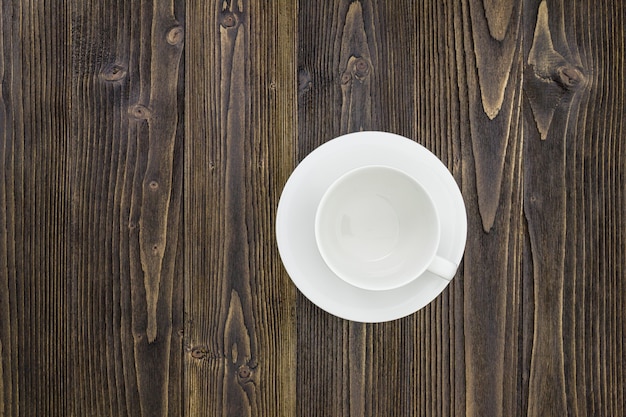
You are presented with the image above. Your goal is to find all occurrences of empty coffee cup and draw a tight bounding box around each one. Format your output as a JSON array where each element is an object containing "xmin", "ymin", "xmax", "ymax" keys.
[{"xmin": 315, "ymin": 165, "xmax": 457, "ymax": 291}]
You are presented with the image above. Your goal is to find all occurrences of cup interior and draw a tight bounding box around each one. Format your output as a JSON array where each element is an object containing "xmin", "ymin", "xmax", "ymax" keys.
[{"xmin": 315, "ymin": 165, "xmax": 440, "ymax": 291}]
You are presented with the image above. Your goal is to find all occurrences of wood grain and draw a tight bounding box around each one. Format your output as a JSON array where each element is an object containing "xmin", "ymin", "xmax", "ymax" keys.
[
  {"xmin": 523, "ymin": 3, "xmax": 573, "ymax": 414},
  {"xmin": 183, "ymin": 0, "xmax": 297, "ymax": 415},
  {"xmin": 0, "ymin": 0, "xmax": 185, "ymax": 415},
  {"xmin": 0, "ymin": 0, "xmax": 624, "ymax": 416},
  {"xmin": 70, "ymin": 0, "xmax": 185, "ymax": 415},
  {"xmin": 297, "ymin": 1, "xmax": 621, "ymax": 416},
  {"xmin": 0, "ymin": 2, "xmax": 71, "ymax": 415},
  {"xmin": 298, "ymin": 2, "xmax": 374, "ymax": 416},
  {"xmin": 523, "ymin": 1, "xmax": 625, "ymax": 416},
  {"xmin": 459, "ymin": 0, "xmax": 526, "ymax": 416},
  {"xmin": 296, "ymin": 1, "xmax": 521, "ymax": 416}
]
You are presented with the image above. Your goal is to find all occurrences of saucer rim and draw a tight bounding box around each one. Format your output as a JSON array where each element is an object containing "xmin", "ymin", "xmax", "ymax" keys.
[{"xmin": 276, "ymin": 131, "xmax": 467, "ymax": 322}]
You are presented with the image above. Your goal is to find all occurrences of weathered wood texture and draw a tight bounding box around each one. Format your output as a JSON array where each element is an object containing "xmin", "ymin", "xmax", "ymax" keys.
[
  {"xmin": 183, "ymin": 0, "xmax": 297, "ymax": 416},
  {"xmin": 71, "ymin": 0, "xmax": 185, "ymax": 414},
  {"xmin": 1, "ymin": 0, "xmax": 185, "ymax": 415},
  {"xmin": 0, "ymin": 2, "xmax": 72, "ymax": 415},
  {"xmin": 0, "ymin": 0, "xmax": 624, "ymax": 416},
  {"xmin": 297, "ymin": 0, "xmax": 624, "ymax": 416},
  {"xmin": 523, "ymin": 1, "xmax": 625, "ymax": 416},
  {"xmin": 297, "ymin": 0, "xmax": 523, "ymax": 415}
]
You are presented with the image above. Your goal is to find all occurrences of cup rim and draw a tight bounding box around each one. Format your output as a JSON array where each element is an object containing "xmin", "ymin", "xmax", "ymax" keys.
[{"xmin": 314, "ymin": 164, "xmax": 441, "ymax": 291}]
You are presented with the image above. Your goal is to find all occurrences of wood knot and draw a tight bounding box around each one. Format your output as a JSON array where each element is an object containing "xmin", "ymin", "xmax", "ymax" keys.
[
  {"xmin": 237, "ymin": 363, "xmax": 256, "ymax": 384},
  {"xmin": 555, "ymin": 65, "xmax": 585, "ymax": 89},
  {"xmin": 220, "ymin": 12, "xmax": 239, "ymax": 28},
  {"xmin": 148, "ymin": 180, "xmax": 159, "ymax": 190},
  {"xmin": 166, "ymin": 26, "xmax": 184, "ymax": 45},
  {"xmin": 341, "ymin": 71, "xmax": 352, "ymax": 85},
  {"xmin": 353, "ymin": 57, "xmax": 370, "ymax": 79},
  {"xmin": 237, "ymin": 365, "xmax": 251, "ymax": 379},
  {"xmin": 190, "ymin": 346, "xmax": 208, "ymax": 359},
  {"xmin": 100, "ymin": 63, "xmax": 127, "ymax": 82},
  {"xmin": 128, "ymin": 104, "xmax": 151, "ymax": 120}
]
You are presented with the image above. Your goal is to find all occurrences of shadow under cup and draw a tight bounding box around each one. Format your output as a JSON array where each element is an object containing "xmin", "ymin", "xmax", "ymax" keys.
[{"xmin": 315, "ymin": 165, "xmax": 457, "ymax": 291}]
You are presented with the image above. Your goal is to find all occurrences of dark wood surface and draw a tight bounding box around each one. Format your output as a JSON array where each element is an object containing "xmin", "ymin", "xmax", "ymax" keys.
[{"xmin": 1, "ymin": 0, "xmax": 624, "ymax": 416}]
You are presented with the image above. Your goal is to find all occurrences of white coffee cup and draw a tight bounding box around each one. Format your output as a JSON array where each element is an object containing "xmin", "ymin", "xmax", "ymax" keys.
[{"xmin": 315, "ymin": 165, "xmax": 457, "ymax": 291}]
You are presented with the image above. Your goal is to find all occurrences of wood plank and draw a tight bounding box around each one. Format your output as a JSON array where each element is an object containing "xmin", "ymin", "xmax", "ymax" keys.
[
  {"xmin": 298, "ymin": 1, "xmax": 480, "ymax": 416},
  {"xmin": 523, "ymin": 3, "xmax": 573, "ymax": 414},
  {"xmin": 458, "ymin": 0, "xmax": 526, "ymax": 416},
  {"xmin": 297, "ymin": 1, "xmax": 524, "ymax": 416},
  {"xmin": 0, "ymin": 1, "xmax": 72, "ymax": 415},
  {"xmin": 1, "ymin": 1, "xmax": 185, "ymax": 414},
  {"xmin": 70, "ymin": 0, "xmax": 185, "ymax": 415},
  {"xmin": 523, "ymin": 0, "xmax": 626, "ymax": 415},
  {"xmin": 183, "ymin": 0, "xmax": 297, "ymax": 415},
  {"xmin": 297, "ymin": 2, "xmax": 376, "ymax": 415}
]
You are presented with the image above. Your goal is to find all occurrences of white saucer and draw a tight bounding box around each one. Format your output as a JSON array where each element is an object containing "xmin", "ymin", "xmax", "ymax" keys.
[{"xmin": 276, "ymin": 131, "xmax": 467, "ymax": 322}]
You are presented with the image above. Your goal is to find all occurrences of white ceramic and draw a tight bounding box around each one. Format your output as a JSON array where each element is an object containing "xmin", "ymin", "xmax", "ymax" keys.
[
  {"xmin": 276, "ymin": 131, "xmax": 467, "ymax": 322},
  {"xmin": 315, "ymin": 165, "xmax": 457, "ymax": 291}
]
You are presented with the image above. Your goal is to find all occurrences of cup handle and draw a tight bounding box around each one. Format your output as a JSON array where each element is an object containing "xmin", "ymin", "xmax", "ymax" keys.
[{"xmin": 427, "ymin": 255, "xmax": 458, "ymax": 281}]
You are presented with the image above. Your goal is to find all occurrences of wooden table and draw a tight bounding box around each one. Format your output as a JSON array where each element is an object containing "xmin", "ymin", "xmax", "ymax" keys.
[{"xmin": 1, "ymin": 0, "xmax": 624, "ymax": 416}]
